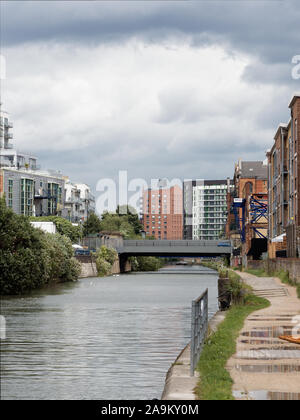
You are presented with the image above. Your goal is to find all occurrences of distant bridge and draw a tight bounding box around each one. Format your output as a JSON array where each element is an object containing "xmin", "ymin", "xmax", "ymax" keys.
[{"xmin": 119, "ymin": 240, "xmax": 231, "ymax": 258}]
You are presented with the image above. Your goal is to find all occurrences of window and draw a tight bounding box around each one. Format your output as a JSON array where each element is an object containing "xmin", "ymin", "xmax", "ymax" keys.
[
  {"xmin": 8, "ymin": 179, "xmax": 13, "ymax": 208},
  {"xmin": 20, "ymin": 178, "xmax": 34, "ymax": 216},
  {"xmin": 47, "ymin": 182, "xmax": 60, "ymax": 215}
]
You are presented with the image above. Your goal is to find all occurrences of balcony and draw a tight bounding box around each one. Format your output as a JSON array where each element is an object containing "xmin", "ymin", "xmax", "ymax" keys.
[
  {"xmin": 4, "ymin": 133, "xmax": 13, "ymax": 140},
  {"xmin": 4, "ymin": 121, "xmax": 13, "ymax": 129}
]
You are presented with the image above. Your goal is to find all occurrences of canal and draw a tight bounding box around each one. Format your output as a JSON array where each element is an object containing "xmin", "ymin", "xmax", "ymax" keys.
[{"xmin": 0, "ymin": 265, "xmax": 218, "ymax": 400}]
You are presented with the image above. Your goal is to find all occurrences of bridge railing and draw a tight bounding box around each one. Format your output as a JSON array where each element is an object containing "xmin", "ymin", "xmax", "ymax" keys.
[
  {"xmin": 123, "ymin": 240, "xmax": 230, "ymax": 247},
  {"xmin": 190, "ymin": 288, "xmax": 208, "ymax": 376}
]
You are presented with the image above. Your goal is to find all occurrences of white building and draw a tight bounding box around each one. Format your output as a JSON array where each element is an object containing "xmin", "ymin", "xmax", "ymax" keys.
[
  {"xmin": 64, "ymin": 179, "xmax": 95, "ymax": 223},
  {"xmin": 0, "ymin": 104, "xmax": 38, "ymax": 170},
  {"xmin": 184, "ymin": 179, "xmax": 233, "ymax": 240}
]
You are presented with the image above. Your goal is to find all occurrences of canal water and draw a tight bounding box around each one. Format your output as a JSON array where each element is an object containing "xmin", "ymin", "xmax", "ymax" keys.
[{"xmin": 0, "ymin": 265, "xmax": 218, "ymax": 400}]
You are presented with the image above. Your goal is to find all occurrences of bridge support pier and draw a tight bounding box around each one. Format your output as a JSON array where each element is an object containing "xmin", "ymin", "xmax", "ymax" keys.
[{"xmin": 119, "ymin": 255, "xmax": 131, "ymax": 273}]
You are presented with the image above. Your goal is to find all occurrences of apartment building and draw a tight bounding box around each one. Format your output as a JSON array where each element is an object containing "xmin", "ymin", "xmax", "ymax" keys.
[
  {"xmin": 0, "ymin": 104, "xmax": 95, "ymax": 222},
  {"xmin": 0, "ymin": 167, "xmax": 66, "ymax": 217},
  {"xmin": 65, "ymin": 180, "xmax": 95, "ymax": 223},
  {"xmin": 227, "ymin": 161, "xmax": 268, "ymax": 263},
  {"xmin": 184, "ymin": 179, "xmax": 232, "ymax": 240},
  {"xmin": 141, "ymin": 183, "xmax": 183, "ymax": 240},
  {"xmin": 0, "ymin": 105, "xmax": 38, "ymax": 170},
  {"xmin": 267, "ymin": 93, "xmax": 300, "ymax": 258}
]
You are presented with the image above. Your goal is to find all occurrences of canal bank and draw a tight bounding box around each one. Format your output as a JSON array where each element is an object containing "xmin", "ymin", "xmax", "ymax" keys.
[{"xmin": 76, "ymin": 255, "xmax": 132, "ymax": 278}]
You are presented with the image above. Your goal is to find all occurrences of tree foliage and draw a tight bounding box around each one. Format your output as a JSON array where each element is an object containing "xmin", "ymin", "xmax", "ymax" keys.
[
  {"xmin": 130, "ymin": 256, "xmax": 164, "ymax": 272},
  {"xmin": 98, "ymin": 206, "xmax": 143, "ymax": 239},
  {"xmin": 82, "ymin": 213, "xmax": 102, "ymax": 236},
  {"xmin": 30, "ymin": 216, "xmax": 82, "ymax": 243},
  {"xmin": 95, "ymin": 245, "xmax": 118, "ymax": 277},
  {"xmin": 99, "ymin": 212, "xmax": 136, "ymax": 239},
  {"xmin": 0, "ymin": 198, "xmax": 81, "ymax": 295}
]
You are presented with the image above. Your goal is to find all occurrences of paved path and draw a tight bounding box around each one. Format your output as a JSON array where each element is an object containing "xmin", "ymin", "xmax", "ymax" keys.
[{"xmin": 226, "ymin": 272, "xmax": 300, "ymax": 400}]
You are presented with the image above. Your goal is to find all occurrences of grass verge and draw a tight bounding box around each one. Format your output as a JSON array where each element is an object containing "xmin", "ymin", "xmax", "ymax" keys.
[
  {"xmin": 244, "ymin": 268, "xmax": 300, "ymax": 299},
  {"xmin": 195, "ymin": 293, "xmax": 270, "ymax": 400}
]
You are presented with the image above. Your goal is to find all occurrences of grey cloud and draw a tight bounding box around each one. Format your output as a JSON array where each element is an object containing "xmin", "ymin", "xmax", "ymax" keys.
[{"xmin": 3, "ymin": 1, "xmax": 300, "ymax": 89}]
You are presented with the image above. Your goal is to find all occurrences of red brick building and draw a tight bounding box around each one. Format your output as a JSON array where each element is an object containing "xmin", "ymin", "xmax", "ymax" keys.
[
  {"xmin": 226, "ymin": 160, "xmax": 268, "ymax": 264},
  {"xmin": 141, "ymin": 184, "xmax": 183, "ymax": 240},
  {"xmin": 267, "ymin": 93, "xmax": 300, "ymax": 257}
]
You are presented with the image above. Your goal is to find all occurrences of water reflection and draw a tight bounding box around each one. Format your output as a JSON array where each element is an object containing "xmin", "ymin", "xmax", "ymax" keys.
[{"xmin": 0, "ymin": 265, "xmax": 218, "ymax": 400}]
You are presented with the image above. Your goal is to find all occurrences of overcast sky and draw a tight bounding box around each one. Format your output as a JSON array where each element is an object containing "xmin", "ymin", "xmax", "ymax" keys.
[{"xmin": 1, "ymin": 1, "xmax": 299, "ymax": 196}]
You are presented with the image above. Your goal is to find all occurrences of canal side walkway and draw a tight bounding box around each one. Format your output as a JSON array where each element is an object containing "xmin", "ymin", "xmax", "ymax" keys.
[{"xmin": 226, "ymin": 271, "xmax": 300, "ymax": 400}]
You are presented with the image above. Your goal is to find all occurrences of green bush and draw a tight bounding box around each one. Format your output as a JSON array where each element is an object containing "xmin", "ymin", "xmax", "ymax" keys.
[
  {"xmin": 30, "ymin": 216, "xmax": 82, "ymax": 243},
  {"xmin": 0, "ymin": 198, "xmax": 80, "ymax": 295},
  {"xmin": 95, "ymin": 245, "xmax": 118, "ymax": 277},
  {"xmin": 41, "ymin": 233, "xmax": 81, "ymax": 283},
  {"xmin": 83, "ymin": 213, "xmax": 102, "ymax": 236},
  {"xmin": 96, "ymin": 256, "xmax": 112, "ymax": 277},
  {"xmin": 133, "ymin": 256, "xmax": 164, "ymax": 272}
]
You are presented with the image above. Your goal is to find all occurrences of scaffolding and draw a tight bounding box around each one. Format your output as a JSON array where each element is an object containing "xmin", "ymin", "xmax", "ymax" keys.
[
  {"xmin": 232, "ymin": 198, "xmax": 246, "ymax": 243},
  {"xmin": 249, "ymin": 194, "xmax": 268, "ymax": 240}
]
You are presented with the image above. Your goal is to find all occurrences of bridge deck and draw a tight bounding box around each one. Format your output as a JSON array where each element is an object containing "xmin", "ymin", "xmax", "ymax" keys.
[{"xmin": 120, "ymin": 240, "xmax": 231, "ymax": 256}]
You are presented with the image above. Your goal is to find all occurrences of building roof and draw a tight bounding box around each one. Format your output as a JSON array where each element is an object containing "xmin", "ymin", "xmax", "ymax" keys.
[
  {"xmin": 289, "ymin": 92, "xmax": 300, "ymax": 109},
  {"xmin": 204, "ymin": 179, "xmax": 233, "ymax": 186},
  {"xmin": 239, "ymin": 161, "xmax": 268, "ymax": 180},
  {"xmin": 1, "ymin": 166, "xmax": 65, "ymax": 181},
  {"xmin": 274, "ymin": 123, "xmax": 288, "ymax": 140}
]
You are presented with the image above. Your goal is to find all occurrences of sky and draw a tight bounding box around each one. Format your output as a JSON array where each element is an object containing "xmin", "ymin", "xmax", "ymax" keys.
[{"xmin": 1, "ymin": 1, "xmax": 300, "ymax": 198}]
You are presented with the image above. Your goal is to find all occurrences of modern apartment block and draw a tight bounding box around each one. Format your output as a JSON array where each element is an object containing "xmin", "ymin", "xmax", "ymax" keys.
[
  {"xmin": 0, "ymin": 105, "xmax": 38, "ymax": 170},
  {"xmin": 267, "ymin": 93, "xmax": 300, "ymax": 258},
  {"xmin": 141, "ymin": 183, "xmax": 183, "ymax": 240},
  {"xmin": 65, "ymin": 179, "xmax": 95, "ymax": 223},
  {"xmin": 184, "ymin": 179, "xmax": 232, "ymax": 240},
  {"xmin": 0, "ymin": 167, "xmax": 66, "ymax": 217},
  {"xmin": 0, "ymin": 104, "xmax": 94, "ymax": 222}
]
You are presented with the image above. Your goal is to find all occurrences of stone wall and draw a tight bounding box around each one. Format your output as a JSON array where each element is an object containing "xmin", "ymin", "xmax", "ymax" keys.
[
  {"xmin": 76, "ymin": 255, "xmax": 131, "ymax": 278},
  {"xmin": 247, "ymin": 258, "xmax": 300, "ymax": 283}
]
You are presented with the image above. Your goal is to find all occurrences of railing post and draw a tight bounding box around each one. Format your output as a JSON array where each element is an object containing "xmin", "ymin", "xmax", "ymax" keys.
[
  {"xmin": 190, "ymin": 289, "xmax": 208, "ymax": 377},
  {"xmin": 190, "ymin": 301, "xmax": 196, "ymax": 376}
]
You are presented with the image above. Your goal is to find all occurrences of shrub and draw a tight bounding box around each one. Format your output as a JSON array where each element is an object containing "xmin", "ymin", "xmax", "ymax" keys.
[
  {"xmin": 96, "ymin": 256, "xmax": 112, "ymax": 277},
  {"xmin": 30, "ymin": 216, "xmax": 82, "ymax": 243},
  {"xmin": 83, "ymin": 213, "xmax": 102, "ymax": 236},
  {"xmin": 0, "ymin": 198, "xmax": 80, "ymax": 295},
  {"xmin": 41, "ymin": 233, "xmax": 81, "ymax": 283},
  {"xmin": 133, "ymin": 256, "xmax": 164, "ymax": 272},
  {"xmin": 95, "ymin": 245, "xmax": 118, "ymax": 277}
]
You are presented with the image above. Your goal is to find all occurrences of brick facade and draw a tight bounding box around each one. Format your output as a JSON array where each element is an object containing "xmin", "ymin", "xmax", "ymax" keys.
[
  {"xmin": 141, "ymin": 184, "xmax": 183, "ymax": 240},
  {"xmin": 267, "ymin": 94, "xmax": 300, "ymax": 257}
]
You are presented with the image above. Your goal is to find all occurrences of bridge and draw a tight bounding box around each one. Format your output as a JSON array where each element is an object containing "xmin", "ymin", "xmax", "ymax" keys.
[{"xmin": 119, "ymin": 240, "xmax": 232, "ymax": 257}]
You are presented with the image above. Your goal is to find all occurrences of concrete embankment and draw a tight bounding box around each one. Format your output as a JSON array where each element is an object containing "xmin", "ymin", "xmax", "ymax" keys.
[
  {"xmin": 76, "ymin": 256, "xmax": 131, "ymax": 278},
  {"xmin": 161, "ymin": 311, "xmax": 225, "ymax": 400}
]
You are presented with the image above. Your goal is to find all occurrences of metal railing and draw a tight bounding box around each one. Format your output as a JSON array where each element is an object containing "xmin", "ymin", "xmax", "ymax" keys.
[
  {"xmin": 190, "ymin": 288, "xmax": 208, "ymax": 376},
  {"xmin": 124, "ymin": 240, "xmax": 230, "ymax": 247}
]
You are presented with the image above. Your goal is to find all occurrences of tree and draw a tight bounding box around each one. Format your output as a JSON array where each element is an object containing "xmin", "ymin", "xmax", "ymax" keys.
[
  {"xmin": 117, "ymin": 205, "xmax": 143, "ymax": 234},
  {"xmin": 0, "ymin": 198, "xmax": 80, "ymax": 295},
  {"xmin": 83, "ymin": 213, "xmax": 102, "ymax": 236},
  {"xmin": 99, "ymin": 207, "xmax": 143, "ymax": 239},
  {"xmin": 30, "ymin": 216, "xmax": 82, "ymax": 243},
  {"xmin": 94, "ymin": 245, "xmax": 118, "ymax": 277},
  {"xmin": 99, "ymin": 212, "xmax": 136, "ymax": 239},
  {"xmin": 131, "ymin": 256, "xmax": 164, "ymax": 272}
]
